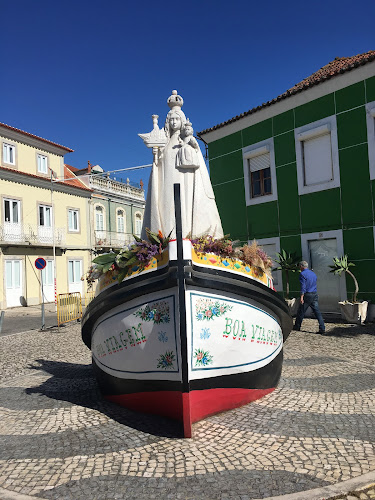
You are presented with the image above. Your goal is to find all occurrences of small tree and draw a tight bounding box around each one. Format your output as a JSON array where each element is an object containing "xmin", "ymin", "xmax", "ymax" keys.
[
  {"xmin": 329, "ymin": 255, "xmax": 359, "ymax": 303},
  {"xmin": 273, "ymin": 250, "xmax": 300, "ymax": 299}
]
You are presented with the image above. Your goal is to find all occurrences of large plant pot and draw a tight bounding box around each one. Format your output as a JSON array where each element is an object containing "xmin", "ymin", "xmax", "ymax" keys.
[
  {"xmin": 285, "ymin": 298, "xmax": 300, "ymax": 317},
  {"xmin": 367, "ymin": 303, "xmax": 375, "ymax": 322},
  {"xmin": 338, "ymin": 301, "xmax": 369, "ymax": 325}
]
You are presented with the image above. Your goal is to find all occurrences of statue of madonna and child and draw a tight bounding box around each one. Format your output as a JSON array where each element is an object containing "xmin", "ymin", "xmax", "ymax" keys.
[{"xmin": 139, "ymin": 90, "xmax": 224, "ymax": 240}]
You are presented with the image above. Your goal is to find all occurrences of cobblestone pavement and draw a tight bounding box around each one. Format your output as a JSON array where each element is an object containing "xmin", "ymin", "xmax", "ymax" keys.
[{"xmin": 0, "ymin": 319, "xmax": 374, "ymax": 499}]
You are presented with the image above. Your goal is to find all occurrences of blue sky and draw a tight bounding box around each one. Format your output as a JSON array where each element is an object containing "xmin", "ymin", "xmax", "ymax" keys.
[{"xmin": 1, "ymin": 0, "xmax": 374, "ymax": 190}]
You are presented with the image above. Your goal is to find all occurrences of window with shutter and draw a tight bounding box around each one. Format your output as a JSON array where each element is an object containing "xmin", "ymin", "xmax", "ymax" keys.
[{"xmin": 295, "ymin": 116, "xmax": 340, "ymax": 195}]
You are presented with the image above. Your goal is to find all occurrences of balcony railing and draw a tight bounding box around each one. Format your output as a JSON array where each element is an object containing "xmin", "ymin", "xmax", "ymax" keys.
[
  {"xmin": 94, "ymin": 230, "xmax": 137, "ymax": 248},
  {"xmin": 0, "ymin": 223, "xmax": 65, "ymax": 246},
  {"xmin": 90, "ymin": 176, "xmax": 145, "ymax": 201}
]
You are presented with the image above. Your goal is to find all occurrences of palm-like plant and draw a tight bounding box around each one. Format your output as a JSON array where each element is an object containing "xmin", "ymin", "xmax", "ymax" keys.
[
  {"xmin": 273, "ymin": 250, "xmax": 300, "ymax": 299},
  {"xmin": 329, "ymin": 255, "xmax": 358, "ymax": 303}
]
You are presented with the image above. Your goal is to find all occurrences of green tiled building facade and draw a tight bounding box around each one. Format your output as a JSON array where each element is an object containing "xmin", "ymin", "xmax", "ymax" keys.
[{"xmin": 200, "ymin": 55, "xmax": 375, "ymax": 312}]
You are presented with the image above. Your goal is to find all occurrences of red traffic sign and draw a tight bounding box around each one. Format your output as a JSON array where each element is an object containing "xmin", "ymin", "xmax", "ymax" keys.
[{"xmin": 35, "ymin": 257, "xmax": 47, "ymax": 270}]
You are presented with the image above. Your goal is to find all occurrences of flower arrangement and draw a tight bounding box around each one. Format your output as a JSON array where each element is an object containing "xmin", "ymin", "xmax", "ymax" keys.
[
  {"xmin": 83, "ymin": 229, "xmax": 171, "ymax": 285},
  {"xmin": 83, "ymin": 231, "xmax": 273, "ymax": 286},
  {"xmin": 191, "ymin": 235, "xmax": 273, "ymax": 276}
]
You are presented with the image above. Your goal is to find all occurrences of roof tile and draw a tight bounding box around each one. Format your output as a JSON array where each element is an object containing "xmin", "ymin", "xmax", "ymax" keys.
[{"xmin": 198, "ymin": 50, "xmax": 375, "ymax": 135}]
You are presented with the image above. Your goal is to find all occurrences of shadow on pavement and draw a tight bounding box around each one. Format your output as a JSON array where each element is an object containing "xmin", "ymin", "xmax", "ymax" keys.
[{"xmin": 26, "ymin": 359, "xmax": 184, "ymax": 439}]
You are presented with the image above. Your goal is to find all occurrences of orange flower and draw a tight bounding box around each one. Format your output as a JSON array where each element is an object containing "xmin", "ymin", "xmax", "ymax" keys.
[{"xmin": 158, "ymin": 230, "xmax": 163, "ymax": 240}]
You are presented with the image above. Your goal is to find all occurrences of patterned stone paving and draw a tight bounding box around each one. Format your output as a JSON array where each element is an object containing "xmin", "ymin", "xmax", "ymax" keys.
[{"xmin": 0, "ymin": 319, "xmax": 374, "ymax": 499}]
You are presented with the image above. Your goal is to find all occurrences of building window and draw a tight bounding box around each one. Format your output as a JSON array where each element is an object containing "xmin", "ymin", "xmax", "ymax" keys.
[
  {"xmin": 117, "ymin": 209, "xmax": 125, "ymax": 233},
  {"xmin": 4, "ymin": 199, "xmax": 20, "ymax": 223},
  {"xmin": 295, "ymin": 116, "xmax": 340, "ymax": 195},
  {"xmin": 37, "ymin": 154, "xmax": 48, "ymax": 174},
  {"xmin": 68, "ymin": 260, "xmax": 82, "ymax": 284},
  {"xmin": 95, "ymin": 205, "xmax": 104, "ymax": 231},
  {"xmin": 68, "ymin": 209, "xmax": 79, "ymax": 232},
  {"xmin": 243, "ymin": 139, "xmax": 277, "ymax": 206},
  {"xmin": 134, "ymin": 212, "xmax": 142, "ymax": 237},
  {"xmin": 39, "ymin": 205, "xmax": 52, "ymax": 227},
  {"xmin": 366, "ymin": 101, "xmax": 375, "ymax": 180},
  {"xmin": 250, "ymin": 157, "xmax": 272, "ymax": 198},
  {"xmin": 3, "ymin": 143, "xmax": 16, "ymax": 165}
]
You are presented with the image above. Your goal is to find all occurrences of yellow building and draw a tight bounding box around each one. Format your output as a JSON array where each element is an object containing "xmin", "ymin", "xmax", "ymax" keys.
[{"xmin": 0, "ymin": 122, "xmax": 92, "ymax": 309}]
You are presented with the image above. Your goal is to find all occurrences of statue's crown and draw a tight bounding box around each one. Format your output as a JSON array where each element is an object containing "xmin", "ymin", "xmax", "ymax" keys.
[
  {"xmin": 185, "ymin": 118, "xmax": 192, "ymax": 127},
  {"xmin": 167, "ymin": 90, "xmax": 183, "ymax": 110}
]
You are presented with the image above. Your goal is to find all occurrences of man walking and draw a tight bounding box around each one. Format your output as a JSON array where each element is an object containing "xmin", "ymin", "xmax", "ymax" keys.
[{"xmin": 294, "ymin": 261, "xmax": 326, "ymax": 334}]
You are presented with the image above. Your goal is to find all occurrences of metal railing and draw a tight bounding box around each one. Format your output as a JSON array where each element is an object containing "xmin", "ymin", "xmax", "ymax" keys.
[
  {"xmin": 0, "ymin": 223, "xmax": 65, "ymax": 246},
  {"xmin": 57, "ymin": 292, "xmax": 82, "ymax": 327},
  {"xmin": 94, "ymin": 230, "xmax": 136, "ymax": 248},
  {"xmin": 90, "ymin": 176, "xmax": 145, "ymax": 201}
]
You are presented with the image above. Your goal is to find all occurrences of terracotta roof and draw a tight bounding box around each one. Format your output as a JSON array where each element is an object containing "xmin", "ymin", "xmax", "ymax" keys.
[
  {"xmin": 65, "ymin": 164, "xmax": 79, "ymax": 172},
  {"xmin": 0, "ymin": 122, "xmax": 74, "ymax": 152},
  {"xmin": 0, "ymin": 165, "xmax": 92, "ymax": 192},
  {"xmin": 63, "ymin": 165, "xmax": 92, "ymax": 191},
  {"xmin": 198, "ymin": 50, "xmax": 375, "ymax": 135}
]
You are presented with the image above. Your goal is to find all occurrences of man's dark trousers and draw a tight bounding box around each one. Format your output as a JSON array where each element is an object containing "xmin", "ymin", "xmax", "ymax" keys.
[{"xmin": 294, "ymin": 292, "xmax": 325, "ymax": 332}]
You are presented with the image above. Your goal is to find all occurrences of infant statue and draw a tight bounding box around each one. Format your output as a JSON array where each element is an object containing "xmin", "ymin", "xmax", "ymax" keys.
[{"xmin": 176, "ymin": 119, "xmax": 200, "ymax": 170}]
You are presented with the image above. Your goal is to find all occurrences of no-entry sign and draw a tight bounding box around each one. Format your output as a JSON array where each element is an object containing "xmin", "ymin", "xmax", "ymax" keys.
[{"xmin": 35, "ymin": 257, "xmax": 47, "ymax": 270}]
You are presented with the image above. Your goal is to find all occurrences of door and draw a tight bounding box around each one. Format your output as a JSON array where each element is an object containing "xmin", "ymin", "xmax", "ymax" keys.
[
  {"xmin": 309, "ymin": 238, "xmax": 341, "ymax": 312},
  {"xmin": 5, "ymin": 260, "xmax": 23, "ymax": 307},
  {"xmin": 38, "ymin": 205, "xmax": 53, "ymax": 243},
  {"xmin": 3, "ymin": 199, "xmax": 21, "ymax": 242},
  {"xmin": 41, "ymin": 260, "xmax": 54, "ymax": 302},
  {"xmin": 68, "ymin": 260, "xmax": 83, "ymax": 294},
  {"xmin": 260, "ymin": 242, "xmax": 279, "ymax": 288}
]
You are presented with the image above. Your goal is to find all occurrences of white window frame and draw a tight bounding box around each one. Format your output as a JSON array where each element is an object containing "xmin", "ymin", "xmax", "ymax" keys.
[
  {"xmin": 253, "ymin": 236, "xmax": 281, "ymax": 291},
  {"xmin": 39, "ymin": 205, "xmax": 52, "ymax": 227},
  {"xmin": 242, "ymin": 138, "xmax": 277, "ymax": 206},
  {"xmin": 3, "ymin": 198, "xmax": 21, "ymax": 223},
  {"xmin": 3, "ymin": 143, "xmax": 16, "ymax": 165},
  {"xmin": 95, "ymin": 204, "xmax": 105, "ymax": 231},
  {"xmin": 37, "ymin": 154, "xmax": 48, "ymax": 174},
  {"xmin": 300, "ymin": 229, "xmax": 346, "ymax": 301},
  {"xmin": 366, "ymin": 101, "xmax": 375, "ymax": 180},
  {"xmin": 68, "ymin": 209, "xmax": 80, "ymax": 232},
  {"xmin": 68, "ymin": 259, "xmax": 82, "ymax": 284},
  {"xmin": 116, "ymin": 208, "xmax": 125, "ymax": 233},
  {"xmin": 295, "ymin": 115, "xmax": 340, "ymax": 195},
  {"xmin": 134, "ymin": 211, "xmax": 143, "ymax": 236}
]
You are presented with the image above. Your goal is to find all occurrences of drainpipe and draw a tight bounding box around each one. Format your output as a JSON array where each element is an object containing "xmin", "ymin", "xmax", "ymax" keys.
[
  {"xmin": 131, "ymin": 203, "xmax": 134, "ymax": 238},
  {"xmin": 108, "ymin": 197, "xmax": 111, "ymax": 248}
]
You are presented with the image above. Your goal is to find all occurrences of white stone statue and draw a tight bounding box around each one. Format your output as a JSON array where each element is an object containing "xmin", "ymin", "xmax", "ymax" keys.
[{"xmin": 139, "ymin": 90, "xmax": 224, "ymax": 240}]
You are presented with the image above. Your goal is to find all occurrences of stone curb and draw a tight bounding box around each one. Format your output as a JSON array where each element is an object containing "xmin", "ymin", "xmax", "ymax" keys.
[
  {"xmin": 0, "ymin": 488, "xmax": 45, "ymax": 500},
  {"xmin": 1, "ymin": 473, "xmax": 375, "ymax": 500},
  {"xmin": 258, "ymin": 472, "xmax": 375, "ymax": 499}
]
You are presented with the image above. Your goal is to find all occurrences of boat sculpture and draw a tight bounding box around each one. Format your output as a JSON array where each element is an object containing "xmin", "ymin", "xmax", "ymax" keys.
[{"xmin": 81, "ymin": 91, "xmax": 292, "ymax": 438}]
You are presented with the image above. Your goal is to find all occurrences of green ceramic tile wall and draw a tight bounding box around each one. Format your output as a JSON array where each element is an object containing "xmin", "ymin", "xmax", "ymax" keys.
[
  {"xmin": 294, "ymin": 94, "xmax": 335, "ymax": 127},
  {"xmin": 339, "ymin": 144, "xmax": 372, "ymax": 228},
  {"xmin": 300, "ymin": 189, "xmax": 342, "ymax": 233},
  {"xmin": 213, "ymin": 180, "xmax": 248, "ymax": 241},
  {"xmin": 337, "ymin": 106, "xmax": 367, "ymax": 149},
  {"xmin": 210, "ymin": 150, "xmax": 244, "ymax": 186},
  {"xmin": 247, "ymin": 201, "xmax": 279, "ymax": 240},
  {"xmin": 208, "ymin": 131, "xmax": 242, "ymax": 159},
  {"xmin": 335, "ymin": 81, "xmax": 366, "ymax": 113}
]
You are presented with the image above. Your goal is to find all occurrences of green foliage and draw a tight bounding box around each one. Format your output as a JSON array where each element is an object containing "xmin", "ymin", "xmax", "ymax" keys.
[
  {"xmin": 273, "ymin": 249, "xmax": 300, "ymax": 299},
  {"xmin": 329, "ymin": 255, "xmax": 359, "ymax": 302},
  {"xmin": 329, "ymin": 255, "xmax": 355, "ymax": 276},
  {"xmin": 92, "ymin": 253, "xmax": 116, "ymax": 265},
  {"xmin": 273, "ymin": 249, "xmax": 300, "ymax": 272},
  {"xmin": 90, "ymin": 228, "xmax": 172, "ymax": 284}
]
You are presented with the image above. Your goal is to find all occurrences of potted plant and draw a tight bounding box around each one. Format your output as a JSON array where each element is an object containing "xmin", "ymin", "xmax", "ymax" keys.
[
  {"xmin": 273, "ymin": 249, "xmax": 300, "ymax": 316},
  {"xmin": 329, "ymin": 255, "xmax": 368, "ymax": 324}
]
